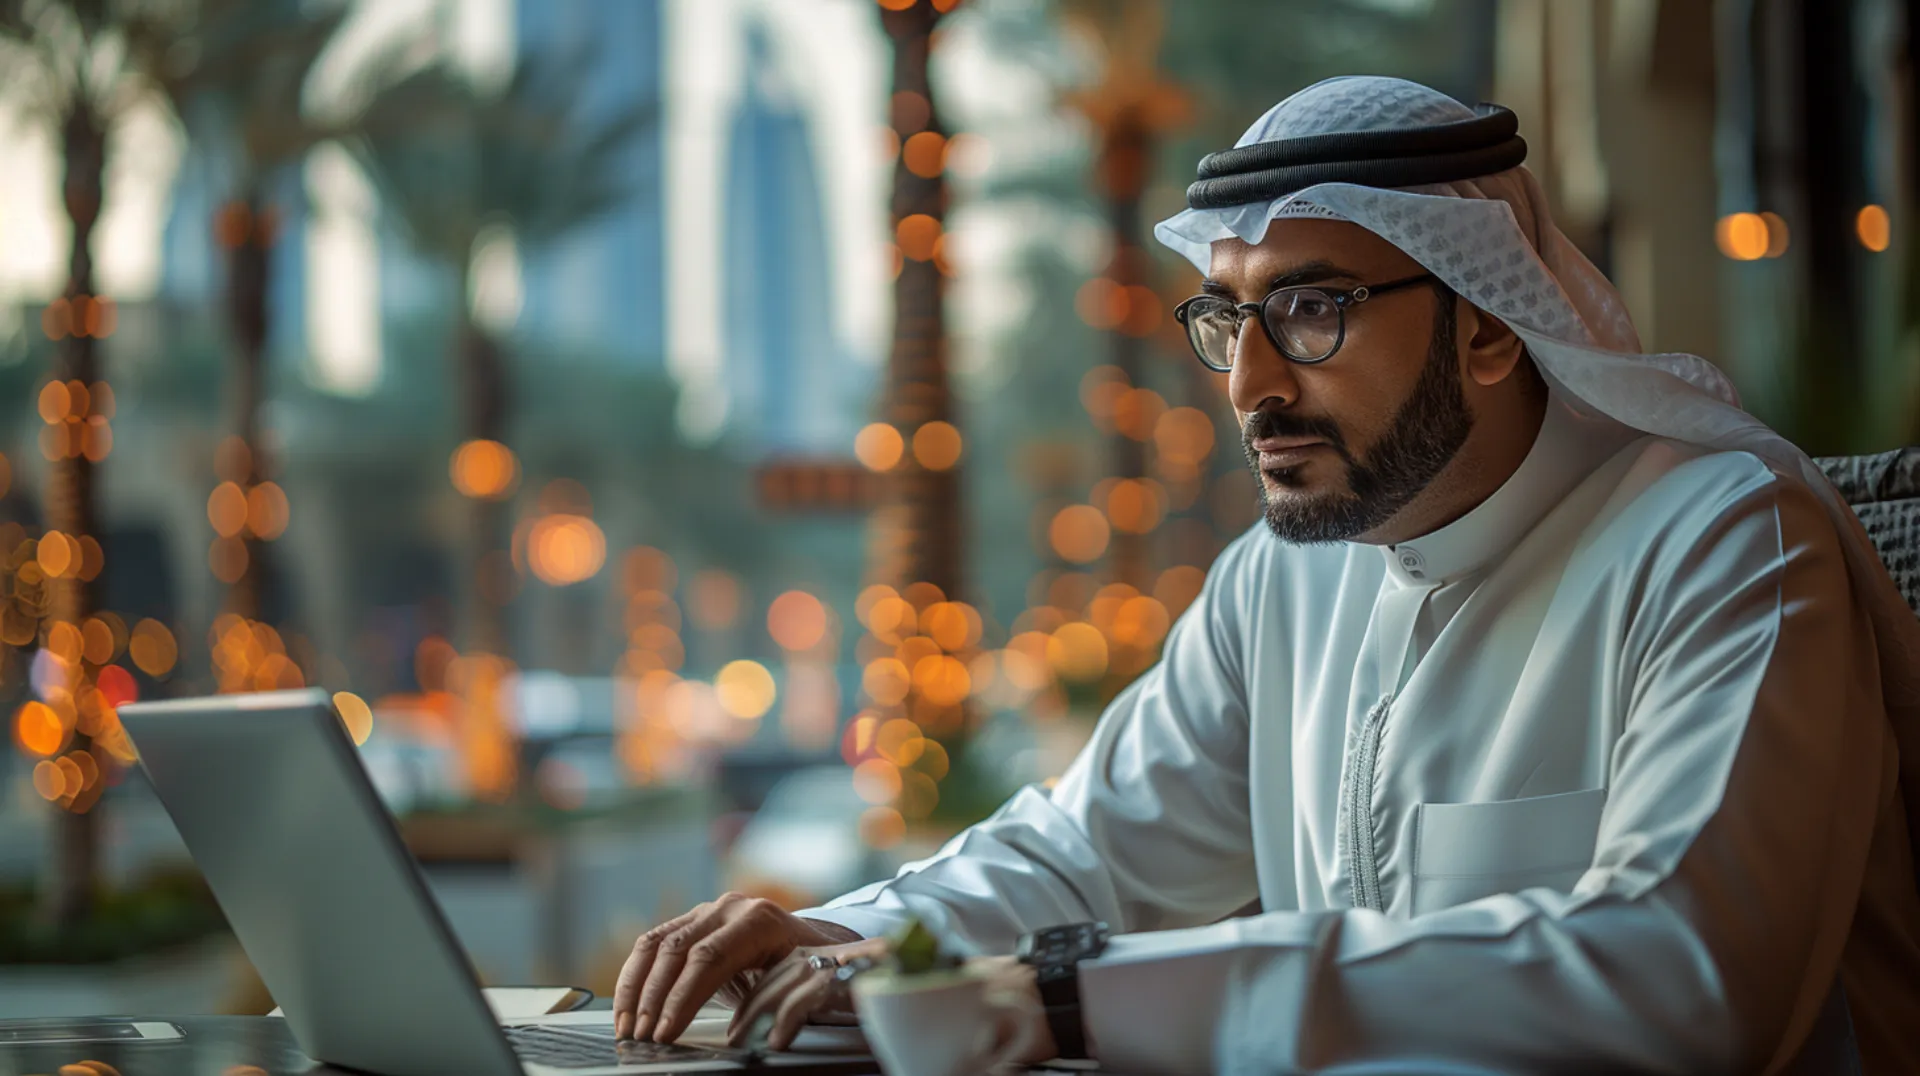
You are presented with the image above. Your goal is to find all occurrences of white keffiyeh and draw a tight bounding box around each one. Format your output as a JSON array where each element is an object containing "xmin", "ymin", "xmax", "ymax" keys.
[{"xmin": 1155, "ymin": 75, "xmax": 1920, "ymax": 870}]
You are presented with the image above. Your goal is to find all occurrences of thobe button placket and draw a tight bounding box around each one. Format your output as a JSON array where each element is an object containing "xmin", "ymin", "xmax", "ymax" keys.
[{"xmin": 1394, "ymin": 546, "xmax": 1427, "ymax": 580}]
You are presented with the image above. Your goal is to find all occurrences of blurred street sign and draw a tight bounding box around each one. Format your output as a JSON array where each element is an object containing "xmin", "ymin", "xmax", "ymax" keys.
[{"xmin": 754, "ymin": 458, "xmax": 882, "ymax": 513}]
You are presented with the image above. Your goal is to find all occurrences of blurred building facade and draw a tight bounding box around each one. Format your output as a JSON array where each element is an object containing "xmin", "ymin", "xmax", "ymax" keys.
[
  {"xmin": 513, "ymin": 0, "xmax": 668, "ymax": 368},
  {"xmin": 1494, "ymin": 0, "xmax": 1920, "ymax": 454},
  {"xmin": 723, "ymin": 20, "xmax": 849, "ymax": 455}
]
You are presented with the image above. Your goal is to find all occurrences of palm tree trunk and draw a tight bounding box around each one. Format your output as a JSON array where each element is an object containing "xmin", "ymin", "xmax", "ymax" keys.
[
  {"xmin": 222, "ymin": 191, "xmax": 273, "ymax": 622},
  {"xmin": 42, "ymin": 100, "xmax": 107, "ymax": 929},
  {"xmin": 1103, "ymin": 170, "xmax": 1149, "ymax": 596},
  {"xmin": 875, "ymin": 4, "xmax": 962, "ymax": 602},
  {"xmin": 875, "ymin": 3, "xmax": 968, "ymax": 744},
  {"xmin": 458, "ymin": 316, "xmax": 511, "ymax": 659}
]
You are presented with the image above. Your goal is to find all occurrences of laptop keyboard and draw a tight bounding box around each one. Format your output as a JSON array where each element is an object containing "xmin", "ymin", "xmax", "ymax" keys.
[{"xmin": 504, "ymin": 1024, "xmax": 747, "ymax": 1069}]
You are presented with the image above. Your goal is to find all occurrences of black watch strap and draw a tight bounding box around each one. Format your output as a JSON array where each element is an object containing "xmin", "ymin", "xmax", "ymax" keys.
[
  {"xmin": 1036, "ymin": 965, "xmax": 1088, "ymax": 1058},
  {"xmin": 1016, "ymin": 922, "xmax": 1110, "ymax": 1061}
]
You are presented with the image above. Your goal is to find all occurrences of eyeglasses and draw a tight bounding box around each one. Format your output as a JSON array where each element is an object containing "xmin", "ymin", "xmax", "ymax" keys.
[{"xmin": 1173, "ymin": 273, "xmax": 1438, "ymax": 371}]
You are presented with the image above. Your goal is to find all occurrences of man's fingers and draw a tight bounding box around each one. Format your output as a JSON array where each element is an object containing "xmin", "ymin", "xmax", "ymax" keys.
[
  {"xmin": 727, "ymin": 954, "xmax": 813, "ymax": 1044},
  {"xmin": 651, "ymin": 920, "xmax": 779, "ymax": 1043},
  {"xmin": 613, "ymin": 910, "xmax": 699, "ymax": 1039},
  {"xmin": 766, "ymin": 973, "xmax": 833, "ymax": 1052},
  {"xmin": 633, "ymin": 916, "xmax": 722, "ymax": 1042}
]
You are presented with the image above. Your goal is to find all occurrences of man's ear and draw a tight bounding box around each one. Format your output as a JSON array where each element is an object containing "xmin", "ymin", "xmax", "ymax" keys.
[{"xmin": 1460, "ymin": 302, "xmax": 1527, "ymax": 388}]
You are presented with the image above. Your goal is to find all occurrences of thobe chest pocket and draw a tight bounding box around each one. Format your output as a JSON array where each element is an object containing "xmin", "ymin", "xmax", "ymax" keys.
[{"xmin": 1409, "ymin": 788, "xmax": 1606, "ymax": 916}]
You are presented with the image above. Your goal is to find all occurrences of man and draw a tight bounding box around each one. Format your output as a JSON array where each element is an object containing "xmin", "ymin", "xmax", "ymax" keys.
[{"xmin": 614, "ymin": 77, "xmax": 1920, "ymax": 1073}]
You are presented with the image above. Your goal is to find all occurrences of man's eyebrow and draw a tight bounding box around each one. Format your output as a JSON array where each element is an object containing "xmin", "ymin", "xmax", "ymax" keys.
[{"xmin": 1199, "ymin": 260, "xmax": 1363, "ymax": 299}]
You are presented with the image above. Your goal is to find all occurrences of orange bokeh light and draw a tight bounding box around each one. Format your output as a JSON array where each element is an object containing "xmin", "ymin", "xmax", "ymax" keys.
[
  {"xmin": 247, "ymin": 482, "xmax": 290, "ymax": 540},
  {"xmin": 1047, "ymin": 622, "xmax": 1110, "ymax": 681},
  {"xmin": 900, "ymin": 581, "xmax": 945, "ymax": 609},
  {"xmin": 81, "ymin": 617, "xmax": 115, "ymax": 665},
  {"xmin": 920, "ymin": 601, "xmax": 974, "ymax": 651},
  {"xmin": 32, "ymin": 759, "xmax": 65, "ymax": 800},
  {"xmin": 903, "ymin": 131, "xmax": 947, "ymax": 178},
  {"xmin": 622, "ymin": 546, "xmax": 678, "ymax": 595},
  {"xmin": 1113, "ymin": 387, "xmax": 1168, "ymax": 442},
  {"xmin": 856, "ymin": 584, "xmax": 900, "ymax": 627},
  {"xmin": 334, "ymin": 691, "xmax": 374, "ymax": 745},
  {"xmin": 853, "ymin": 758, "xmax": 904, "ymax": 805},
  {"xmin": 1154, "ymin": 407, "xmax": 1217, "ymax": 465},
  {"xmin": 528, "ymin": 514, "xmax": 606, "ymax": 586},
  {"xmin": 1857, "ymin": 204, "xmax": 1892, "ymax": 252},
  {"xmin": 1105, "ymin": 478, "xmax": 1164, "ymax": 534},
  {"xmin": 1112, "ymin": 596, "xmax": 1173, "ymax": 649},
  {"xmin": 875, "ymin": 717, "xmax": 925, "ymax": 766},
  {"xmin": 1715, "ymin": 212, "xmax": 1769, "ymax": 261},
  {"xmin": 209, "ymin": 535, "xmax": 249, "ymax": 584},
  {"xmin": 1049, "ymin": 505, "xmax": 1110, "ymax": 564},
  {"xmin": 768, "ymin": 590, "xmax": 829, "ymax": 652},
  {"xmin": 912, "ymin": 654, "xmax": 971, "ymax": 706},
  {"xmin": 208, "ymin": 481, "xmax": 249, "ymax": 538},
  {"xmin": 37, "ymin": 530, "xmax": 76, "ymax": 579},
  {"xmin": 896, "ymin": 214, "xmax": 942, "ymax": 262},
  {"xmin": 855, "ymin": 423, "xmax": 905, "ymax": 472},
  {"xmin": 863, "ymin": 658, "xmax": 912, "ymax": 706},
  {"xmin": 912, "ymin": 421, "xmax": 963, "ymax": 471},
  {"xmin": 81, "ymin": 416, "xmax": 112, "ymax": 463},
  {"xmin": 47, "ymin": 620, "xmax": 83, "ymax": 665},
  {"xmin": 450, "ymin": 439, "xmax": 520, "ymax": 500},
  {"xmin": 865, "ymin": 596, "xmax": 916, "ymax": 645},
  {"xmin": 37, "ymin": 381, "xmax": 70, "ymax": 424},
  {"xmin": 16, "ymin": 701, "xmax": 66, "ymax": 756},
  {"xmin": 715, "ymin": 660, "xmax": 778, "ymax": 721},
  {"xmin": 129, "ymin": 619, "xmax": 179, "ymax": 677},
  {"xmin": 1076, "ymin": 278, "xmax": 1128, "ymax": 330}
]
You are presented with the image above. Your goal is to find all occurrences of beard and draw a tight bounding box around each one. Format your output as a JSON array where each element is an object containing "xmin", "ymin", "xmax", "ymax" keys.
[{"xmin": 1241, "ymin": 293, "xmax": 1472, "ymax": 544}]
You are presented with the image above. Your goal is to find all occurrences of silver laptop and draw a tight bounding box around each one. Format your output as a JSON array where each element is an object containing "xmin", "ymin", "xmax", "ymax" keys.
[{"xmin": 120, "ymin": 688, "xmax": 873, "ymax": 1075}]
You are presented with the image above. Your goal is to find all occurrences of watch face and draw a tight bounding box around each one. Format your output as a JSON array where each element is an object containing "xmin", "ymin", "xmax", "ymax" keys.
[{"xmin": 1019, "ymin": 922, "xmax": 1111, "ymax": 966}]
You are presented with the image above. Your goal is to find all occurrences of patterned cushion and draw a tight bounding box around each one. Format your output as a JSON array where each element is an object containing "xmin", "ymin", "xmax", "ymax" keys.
[{"xmin": 1815, "ymin": 449, "xmax": 1920, "ymax": 618}]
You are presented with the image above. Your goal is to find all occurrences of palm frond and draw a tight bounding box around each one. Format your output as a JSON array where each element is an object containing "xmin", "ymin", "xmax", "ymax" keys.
[{"xmin": 347, "ymin": 39, "xmax": 656, "ymax": 270}]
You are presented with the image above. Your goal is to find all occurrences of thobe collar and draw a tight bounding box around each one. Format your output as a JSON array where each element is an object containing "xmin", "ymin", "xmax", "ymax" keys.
[{"xmin": 1380, "ymin": 384, "xmax": 1625, "ymax": 586}]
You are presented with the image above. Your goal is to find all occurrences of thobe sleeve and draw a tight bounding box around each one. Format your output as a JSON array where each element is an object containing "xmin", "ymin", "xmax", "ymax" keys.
[
  {"xmin": 793, "ymin": 535, "xmax": 1262, "ymax": 954},
  {"xmin": 1075, "ymin": 463, "xmax": 1896, "ymax": 1073}
]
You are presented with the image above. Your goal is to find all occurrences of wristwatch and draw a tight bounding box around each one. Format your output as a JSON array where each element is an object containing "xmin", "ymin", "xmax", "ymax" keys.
[{"xmin": 1015, "ymin": 921, "xmax": 1110, "ymax": 1060}]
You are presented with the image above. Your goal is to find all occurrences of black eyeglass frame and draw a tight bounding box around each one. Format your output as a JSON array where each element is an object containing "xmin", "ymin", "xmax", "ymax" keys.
[{"xmin": 1173, "ymin": 272, "xmax": 1439, "ymax": 371}]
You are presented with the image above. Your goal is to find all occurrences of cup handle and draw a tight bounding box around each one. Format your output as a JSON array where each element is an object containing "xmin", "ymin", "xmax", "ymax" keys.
[{"xmin": 971, "ymin": 988, "xmax": 1050, "ymax": 1073}]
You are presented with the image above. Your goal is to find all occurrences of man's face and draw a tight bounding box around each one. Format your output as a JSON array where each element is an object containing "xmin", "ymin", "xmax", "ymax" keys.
[{"xmin": 1208, "ymin": 219, "xmax": 1473, "ymax": 544}]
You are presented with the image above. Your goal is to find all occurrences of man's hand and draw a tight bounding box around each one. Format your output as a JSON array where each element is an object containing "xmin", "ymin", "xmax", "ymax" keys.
[
  {"xmin": 726, "ymin": 949, "xmax": 1056, "ymax": 1062},
  {"xmin": 724, "ymin": 938, "xmax": 891, "ymax": 1051},
  {"xmin": 965, "ymin": 955, "xmax": 1057, "ymax": 1066},
  {"xmin": 611, "ymin": 893, "xmax": 861, "ymax": 1043}
]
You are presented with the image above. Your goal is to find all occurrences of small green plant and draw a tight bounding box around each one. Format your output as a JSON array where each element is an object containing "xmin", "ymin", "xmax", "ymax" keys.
[{"xmin": 885, "ymin": 918, "xmax": 963, "ymax": 976}]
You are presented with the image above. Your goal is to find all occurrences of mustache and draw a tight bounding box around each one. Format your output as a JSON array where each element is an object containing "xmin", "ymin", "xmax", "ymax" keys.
[{"xmin": 1242, "ymin": 408, "xmax": 1350, "ymax": 462}]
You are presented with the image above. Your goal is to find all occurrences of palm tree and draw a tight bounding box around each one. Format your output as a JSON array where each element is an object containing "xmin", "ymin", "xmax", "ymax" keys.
[
  {"xmin": 348, "ymin": 45, "xmax": 651, "ymax": 661},
  {"xmin": 0, "ymin": 0, "xmax": 190, "ymax": 929},
  {"xmin": 874, "ymin": 1, "xmax": 963, "ymax": 606},
  {"xmin": 138, "ymin": 0, "xmax": 369, "ymax": 625}
]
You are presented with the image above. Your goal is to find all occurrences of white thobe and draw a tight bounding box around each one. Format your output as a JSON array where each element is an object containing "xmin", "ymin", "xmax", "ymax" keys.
[{"xmin": 800, "ymin": 386, "xmax": 1920, "ymax": 1074}]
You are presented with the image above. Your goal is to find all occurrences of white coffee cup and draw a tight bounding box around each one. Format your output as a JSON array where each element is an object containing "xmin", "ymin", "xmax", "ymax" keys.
[{"xmin": 852, "ymin": 965, "xmax": 1043, "ymax": 1076}]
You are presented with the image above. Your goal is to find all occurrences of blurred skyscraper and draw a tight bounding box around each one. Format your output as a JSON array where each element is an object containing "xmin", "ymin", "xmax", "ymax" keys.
[
  {"xmin": 513, "ymin": 0, "xmax": 667, "ymax": 369},
  {"xmin": 722, "ymin": 19, "xmax": 853, "ymax": 456}
]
